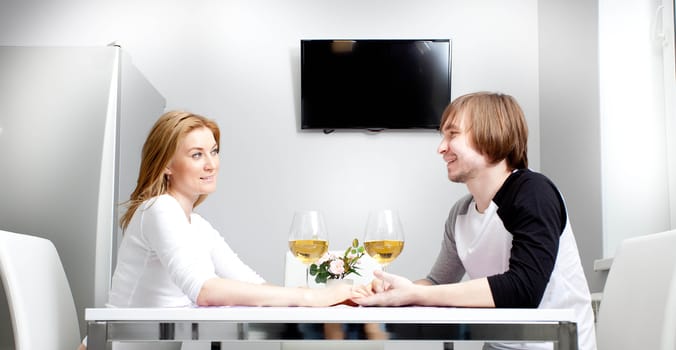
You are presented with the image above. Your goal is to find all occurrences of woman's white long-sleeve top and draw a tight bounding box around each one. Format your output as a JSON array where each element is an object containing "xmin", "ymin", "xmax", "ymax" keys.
[{"xmin": 108, "ymin": 194, "xmax": 265, "ymax": 307}]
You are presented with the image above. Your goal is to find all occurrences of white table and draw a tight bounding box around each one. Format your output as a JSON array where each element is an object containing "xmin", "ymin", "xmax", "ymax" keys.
[{"xmin": 85, "ymin": 306, "xmax": 578, "ymax": 349}]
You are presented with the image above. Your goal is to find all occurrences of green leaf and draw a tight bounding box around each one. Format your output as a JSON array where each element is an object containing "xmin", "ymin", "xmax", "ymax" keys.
[
  {"xmin": 343, "ymin": 246, "xmax": 351, "ymax": 257},
  {"xmin": 315, "ymin": 274, "xmax": 327, "ymax": 284}
]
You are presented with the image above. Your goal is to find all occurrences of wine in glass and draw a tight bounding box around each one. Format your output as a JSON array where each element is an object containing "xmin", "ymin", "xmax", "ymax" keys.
[
  {"xmin": 364, "ymin": 209, "xmax": 405, "ymax": 269},
  {"xmin": 288, "ymin": 210, "xmax": 329, "ymax": 286}
]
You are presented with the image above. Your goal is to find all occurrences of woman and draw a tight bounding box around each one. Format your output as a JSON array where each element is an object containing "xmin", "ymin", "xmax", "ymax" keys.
[
  {"xmin": 80, "ymin": 111, "xmax": 356, "ymax": 349},
  {"xmin": 111, "ymin": 110, "xmax": 355, "ymax": 307}
]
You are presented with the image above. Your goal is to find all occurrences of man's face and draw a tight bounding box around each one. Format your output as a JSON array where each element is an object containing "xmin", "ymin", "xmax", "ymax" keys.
[{"xmin": 437, "ymin": 112, "xmax": 490, "ymax": 183}]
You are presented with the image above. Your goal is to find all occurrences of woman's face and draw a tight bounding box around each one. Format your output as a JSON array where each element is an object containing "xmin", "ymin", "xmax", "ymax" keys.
[{"xmin": 165, "ymin": 126, "xmax": 219, "ymax": 205}]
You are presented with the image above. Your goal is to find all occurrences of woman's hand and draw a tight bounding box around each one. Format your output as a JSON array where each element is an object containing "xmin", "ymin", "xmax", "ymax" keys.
[
  {"xmin": 352, "ymin": 282, "xmax": 374, "ymax": 297},
  {"xmin": 369, "ymin": 273, "xmax": 390, "ymax": 294},
  {"xmin": 303, "ymin": 282, "xmax": 365, "ymax": 307}
]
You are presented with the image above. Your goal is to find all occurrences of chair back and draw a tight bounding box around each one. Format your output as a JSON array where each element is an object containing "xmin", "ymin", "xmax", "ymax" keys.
[
  {"xmin": 595, "ymin": 229, "xmax": 676, "ymax": 350},
  {"xmin": 0, "ymin": 230, "xmax": 81, "ymax": 350}
]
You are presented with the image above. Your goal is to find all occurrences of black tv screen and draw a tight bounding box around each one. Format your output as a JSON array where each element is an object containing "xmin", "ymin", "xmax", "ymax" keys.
[{"xmin": 301, "ymin": 39, "xmax": 451, "ymax": 131}]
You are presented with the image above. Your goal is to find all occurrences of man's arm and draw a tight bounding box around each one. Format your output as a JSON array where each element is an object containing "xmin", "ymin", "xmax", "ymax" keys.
[{"xmin": 355, "ymin": 270, "xmax": 495, "ymax": 307}]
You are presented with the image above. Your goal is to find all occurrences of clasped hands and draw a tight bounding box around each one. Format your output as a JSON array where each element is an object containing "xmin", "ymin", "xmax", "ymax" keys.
[{"xmin": 346, "ymin": 270, "xmax": 422, "ymax": 307}]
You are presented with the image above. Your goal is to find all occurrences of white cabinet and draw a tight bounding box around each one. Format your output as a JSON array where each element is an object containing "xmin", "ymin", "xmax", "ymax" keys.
[{"xmin": 0, "ymin": 45, "xmax": 165, "ymax": 341}]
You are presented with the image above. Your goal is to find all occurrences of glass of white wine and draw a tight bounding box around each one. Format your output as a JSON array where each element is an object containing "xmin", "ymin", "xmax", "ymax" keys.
[
  {"xmin": 288, "ymin": 210, "xmax": 329, "ymax": 286},
  {"xmin": 364, "ymin": 209, "xmax": 405, "ymax": 269}
]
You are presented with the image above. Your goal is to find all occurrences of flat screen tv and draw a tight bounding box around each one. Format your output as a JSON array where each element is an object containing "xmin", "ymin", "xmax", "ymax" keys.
[{"xmin": 301, "ymin": 39, "xmax": 451, "ymax": 132}]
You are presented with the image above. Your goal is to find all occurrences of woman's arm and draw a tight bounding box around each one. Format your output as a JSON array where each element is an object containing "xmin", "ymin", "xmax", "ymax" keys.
[
  {"xmin": 196, "ymin": 277, "xmax": 355, "ymax": 307},
  {"xmin": 142, "ymin": 198, "xmax": 358, "ymax": 307}
]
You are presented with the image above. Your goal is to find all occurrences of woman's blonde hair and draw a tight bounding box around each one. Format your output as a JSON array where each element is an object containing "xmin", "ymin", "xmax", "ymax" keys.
[
  {"xmin": 119, "ymin": 111, "xmax": 220, "ymax": 231},
  {"xmin": 440, "ymin": 91, "xmax": 528, "ymax": 170}
]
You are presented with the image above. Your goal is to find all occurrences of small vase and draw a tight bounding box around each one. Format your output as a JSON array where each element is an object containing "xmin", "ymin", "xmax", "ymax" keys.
[{"xmin": 326, "ymin": 278, "xmax": 353, "ymax": 286}]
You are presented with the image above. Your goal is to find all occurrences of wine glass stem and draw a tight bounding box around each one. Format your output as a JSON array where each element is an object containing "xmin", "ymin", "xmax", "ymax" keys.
[{"xmin": 305, "ymin": 266, "xmax": 310, "ymax": 287}]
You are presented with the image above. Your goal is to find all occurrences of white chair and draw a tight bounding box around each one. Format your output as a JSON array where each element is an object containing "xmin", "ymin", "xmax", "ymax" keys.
[
  {"xmin": 595, "ymin": 229, "xmax": 676, "ymax": 350},
  {"xmin": 0, "ymin": 230, "xmax": 81, "ymax": 350}
]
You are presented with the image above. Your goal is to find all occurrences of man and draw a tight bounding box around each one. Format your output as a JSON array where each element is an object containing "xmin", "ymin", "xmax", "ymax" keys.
[{"xmin": 353, "ymin": 92, "xmax": 596, "ymax": 350}]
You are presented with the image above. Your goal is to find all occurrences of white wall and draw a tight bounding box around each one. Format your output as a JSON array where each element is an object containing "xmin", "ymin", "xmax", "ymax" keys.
[
  {"xmin": 538, "ymin": 0, "xmax": 604, "ymax": 291},
  {"xmin": 599, "ymin": 0, "xmax": 674, "ymax": 258},
  {"xmin": 0, "ymin": 0, "xmax": 540, "ymax": 285},
  {"xmin": 661, "ymin": 0, "xmax": 676, "ymax": 229}
]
